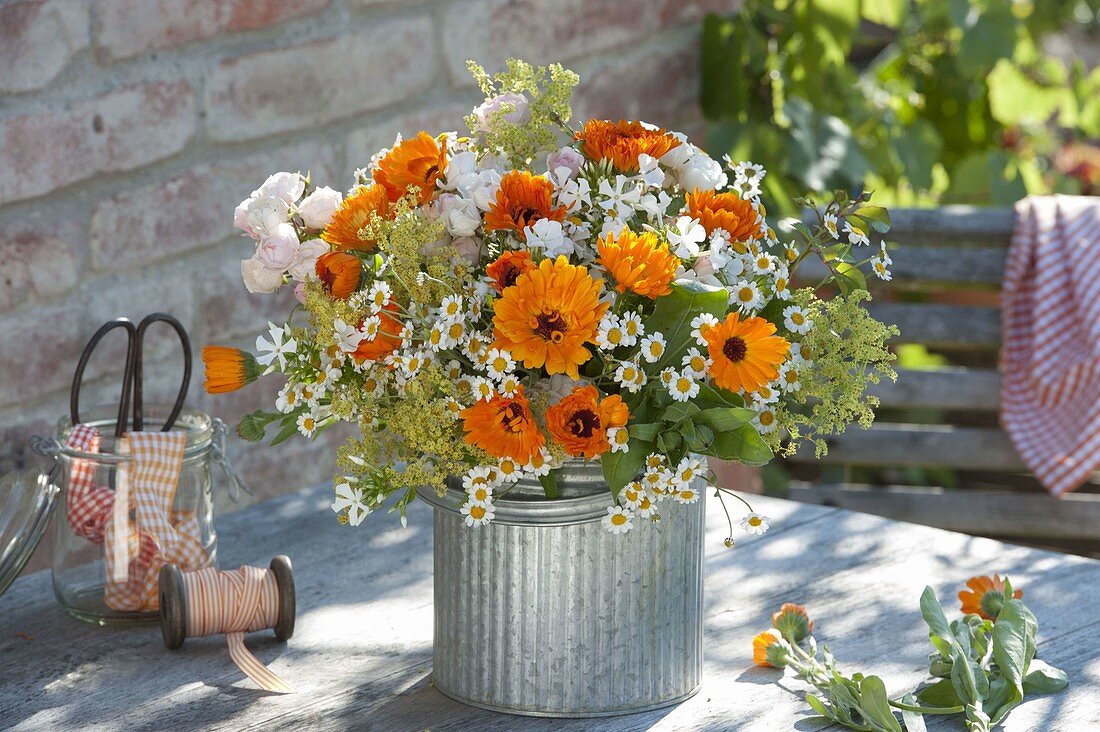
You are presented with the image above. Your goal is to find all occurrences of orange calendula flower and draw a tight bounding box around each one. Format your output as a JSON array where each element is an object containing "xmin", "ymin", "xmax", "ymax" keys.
[
  {"xmin": 959, "ymin": 574, "xmax": 1022, "ymax": 621},
  {"xmin": 461, "ymin": 386, "xmax": 546, "ymax": 464},
  {"xmin": 771, "ymin": 603, "xmax": 814, "ymax": 643},
  {"xmin": 596, "ymin": 229, "xmax": 680, "ymax": 298},
  {"xmin": 492, "ymin": 256, "xmax": 607, "ymax": 379},
  {"xmin": 373, "ymin": 131, "xmax": 448, "ymax": 205},
  {"xmin": 485, "ymin": 250, "xmax": 535, "ymax": 292},
  {"xmin": 315, "ymin": 251, "xmax": 361, "ymax": 299},
  {"xmin": 575, "ymin": 119, "xmax": 681, "ymax": 172},
  {"xmin": 704, "ymin": 313, "xmax": 790, "ymax": 394},
  {"xmin": 322, "ymin": 184, "xmax": 390, "ymax": 251},
  {"xmin": 483, "ymin": 171, "xmax": 567, "ymax": 239},
  {"xmin": 687, "ymin": 189, "xmax": 764, "ymax": 247},
  {"xmin": 545, "ymin": 385, "xmax": 629, "ymax": 459},
  {"xmin": 202, "ymin": 346, "xmax": 261, "ymax": 394},
  {"xmin": 353, "ymin": 304, "xmax": 403, "ymax": 363},
  {"xmin": 752, "ymin": 629, "xmax": 789, "ymax": 668}
]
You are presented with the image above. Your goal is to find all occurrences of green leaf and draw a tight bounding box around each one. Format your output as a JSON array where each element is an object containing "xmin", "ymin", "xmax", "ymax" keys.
[
  {"xmin": 657, "ymin": 430, "xmax": 683, "ymax": 454},
  {"xmin": 852, "ymin": 205, "xmax": 892, "ymax": 234},
  {"xmin": 628, "ymin": 422, "xmax": 661, "ymax": 442},
  {"xmin": 270, "ymin": 415, "xmax": 302, "ymax": 446},
  {"xmin": 899, "ymin": 694, "xmax": 928, "ymax": 732},
  {"xmin": 986, "ymin": 597, "xmax": 1037, "ymax": 723},
  {"xmin": 642, "ymin": 281, "xmax": 729, "ymax": 375},
  {"xmin": 916, "ymin": 678, "xmax": 962, "ymax": 708},
  {"xmin": 695, "ymin": 383, "xmax": 745, "ymax": 409},
  {"xmin": 601, "ymin": 438, "xmax": 652, "ymax": 495},
  {"xmin": 785, "ymin": 97, "xmax": 869, "ymax": 191},
  {"xmin": 834, "ymin": 261, "xmax": 868, "ymax": 294},
  {"xmin": 1022, "ymin": 659, "xmax": 1070, "ymax": 695},
  {"xmin": 705, "ymin": 423, "xmax": 772, "ymax": 465},
  {"xmin": 689, "ymin": 423, "xmax": 715, "ymax": 451},
  {"xmin": 694, "ymin": 406, "xmax": 755, "ymax": 432},
  {"xmin": 237, "ymin": 410, "xmax": 280, "ymax": 442},
  {"xmin": 805, "ymin": 693, "xmax": 835, "ymax": 720},
  {"xmin": 663, "ymin": 401, "xmax": 701, "ymax": 425},
  {"xmin": 862, "ymin": 0, "xmax": 905, "ymax": 28},
  {"xmin": 538, "ymin": 470, "xmax": 558, "ymax": 499},
  {"xmin": 678, "ymin": 420, "xmax": 697, "ymax": 445},
  {"xmin": 920, "ymin": 587, "xmax": 958, "ymax": 659},
  {"xmin": 858, "ymin": 676, "xmax": 903, "ymax": 732}
]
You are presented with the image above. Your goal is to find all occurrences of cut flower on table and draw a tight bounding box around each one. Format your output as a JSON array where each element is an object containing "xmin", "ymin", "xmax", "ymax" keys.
[{"xmin": 204, "ymin": 58, "xmax": 897, "ymax": 541}]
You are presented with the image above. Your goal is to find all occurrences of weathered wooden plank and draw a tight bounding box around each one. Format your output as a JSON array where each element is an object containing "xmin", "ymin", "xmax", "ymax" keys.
[
  {"xmin": 788, "ymin": 483, "xmax": 1100, "ymax": 540},
  {"xmin": 788, "ymin": 423, "xmax": 1025, "ymax": 471},
  {"xmin": 869, "ymin": 302, "xmax": 1002, "ymax": 347},
  {"xmin": 871, "ymin": 367, "xmax": 1001, "ymax": 410},
  {"xmin": 803, "ymin": 206, "xmax": 1015, "ymax": 247},
  {"xmin": 795, "ymin": 245, "xmax": 1006, "ymax": 286}
]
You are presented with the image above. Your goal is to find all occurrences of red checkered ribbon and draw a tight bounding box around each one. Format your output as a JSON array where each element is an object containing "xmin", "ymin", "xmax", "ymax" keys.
[
  {"xmin": 64, "ymin": 425, "xmax": 211, "ymax": 611},
  {"xmin": 1001, "ymin": 195, "xmax": 1100, "ymax": 495}
]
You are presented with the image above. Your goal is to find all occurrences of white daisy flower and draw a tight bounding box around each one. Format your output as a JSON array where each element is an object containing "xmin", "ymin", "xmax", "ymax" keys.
[
  {"xmin": 332, "ymin": 481, "xmax": 370, "ymax": 527},
  {"xmin": 778, "ymin": 363, "xmax": 801, "ymax": 392},
  {"xmin": 789, "ymin": 342, "xmax": 812, "ymax": 367},
  {"xmin": 463, "ymin": 470, "xmax": 495, "ymax": 505},
  {"xmin": 752, "ymin": 406, "xmax": 778, "ymax": 433},
  {"xmin": 669, "ymin": 370, "xmax": 700, "ymax": 402},
  {"xmin": 843, "ymin": 220, "xmax": 870, "ymax": 246},
  {"xmin": 620, "ymin": 311, "xmax": 644, "ymax": 341},
  {"xmin": 297, "ymin": 410, "xmax": 320, "ymax": 437},
  {"xmin": 783, "ymin": 306, "xmax": 813, "ymax": 334},
  {"xmin": 752, "ymin": 381, "xmax": 780, "ymax": 405},
  {"xmin": 619, "ymin": 481, "xmax": 646, "ymax": 510},
  {"xmin": 444, "ymin": 397, "xmax": 463, "ymax": 421},
  {"xmin": 741, "ymin": 512, "xmax": 770, "ymax": 535},
  {"xmin": 596, "ymin": 315, "xmax": 628, "ymax": 350},
  {"xmin": 276, "ymin": 382, "xmax": 302, "ymax": 413},
  {"xmin": 298, "ymin": 382, "xmax": 321, "ymax": 406},
  {"xmin": 497, "ymin": 457, "xmax": 523, "ymax": 483},
  {"xmin": 731, "ymin": 280, "xmax": 763, "ymax": 311},
  {"xmin": 673, "ymin": 486, "xmax": 702, "ymax": 504},
  {"xmin": 614, "ymin": 361, "xmax": 645, "ymax": 393},
  {"xmin": 674, "ymin": 456, "xmax": 705, "ymax": 486},
  {"xmin": 660, "ymin": 366, "xmax": 677, "ymax": 387},
  {"xmin": 640, "ymin": 333, "xmax": 667, "ymax": 363},
  {"xmin": 524, "ymin": 448, "xmax": 553, "ymax": 476},
  {"xmin": 752, "ymin": 252, "xmax": 778, "ymax": 276},
  {"xmin": 362, "ymin": 371, "xmax": 385, "ymax": 397},
  {"xmin": 681, "ymin": 347, "xmax": 711, "ymax": 377},
  {"xmin": 498, "ymin": 374, "xmax": 521, "ymax": 397},
  {"xmin": 872, "ymin": 249, "xmax": 893, "ymax": 281},
  {"xmin": 635, "ymin": 491, "xmax": 658, "ymax": 519},
  {"xmin": 823, "ymin": 212, "xmax": 840, "ymax": 240},
  {"xmin": 607, "ymin": 426, "xmax": 630, "ymax": 453},
  {"xmin": 461, "ymin": 500, "xmax": 495, "ymax": 527},
  {"xmin": 401, "ymin": 351, "xmax": 429, "ymax": 378},
  {"xmin": 445, "ymin": 359, "xmax": 464, "ymax": 381},
  {"xmin": 485, "ymin": 348, "xmax": 515, "ymax": 380},
  {"xmin": 772, "ymin": 274, "xmax": 791, "ymax": 300},
  {"xmin": 439, "ymin": 294, "xmax": 464, "ymax": 320},
  {"xmin": 368, "ymin": 281, "xmax": 392, "ymax": 312},
  {"xmin": 644, "ymin": 453, "xmax": 665, "ymax": 470},
  {"xmin": 471, "ymin": 376, "xmax": 495, "ymax": 402},
  {"xmin": 641, "ymin": 467, "xmax": 673, "ymax": 495},
  {"xmin": 426, "ymin": 322, "xmax": 449, "ymax": 351},
  {"xmin": 601, "ymin": 505, "xmax": 634, "ymax": 535},
  {"xmin": 691, "ymin": 313, "xmax": 720, "ymax": 345}
]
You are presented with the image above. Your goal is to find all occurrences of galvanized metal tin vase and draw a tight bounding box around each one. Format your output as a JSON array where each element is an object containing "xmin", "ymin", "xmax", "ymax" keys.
[{"xmin": 416, "ymin": 459, "xmax": 704, "ymax": 717}]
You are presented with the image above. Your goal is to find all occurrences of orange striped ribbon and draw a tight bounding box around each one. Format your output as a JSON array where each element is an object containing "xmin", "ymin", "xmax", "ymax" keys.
[{"xmin": 181, "ymin": 565, "xmax": 295, "ymax": 694}]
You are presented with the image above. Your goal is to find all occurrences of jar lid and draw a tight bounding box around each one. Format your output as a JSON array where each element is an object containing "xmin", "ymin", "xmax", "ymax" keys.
[{"xmin": 0, "ymin": 469, "xmax": 58, "ymax": 600}]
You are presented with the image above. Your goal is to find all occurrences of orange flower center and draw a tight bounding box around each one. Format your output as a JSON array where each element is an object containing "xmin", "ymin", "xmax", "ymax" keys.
[
  {"xmin": 533, "ymin": 310, "xmax": 568, "ymax": 343},
  {"xmin": 567, "ymin": 408, "xmax": 600, "ymax": 439},
  {"xmin": 723, "ymin": 336, "xmax": 748, "ymax": 363}
]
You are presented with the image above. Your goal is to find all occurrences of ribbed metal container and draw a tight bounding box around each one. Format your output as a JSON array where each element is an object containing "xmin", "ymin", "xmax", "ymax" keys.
[{"xmin": 416, "ymin": 459, "xmax": 704, "ymax": 717}]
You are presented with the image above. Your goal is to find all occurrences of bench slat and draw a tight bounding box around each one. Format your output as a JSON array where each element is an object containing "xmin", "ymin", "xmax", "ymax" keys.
[
  {"xmin": 789, "ymin": 423, "xmax": 1025, "ymax": 471},
  {"xmin": 788, "ymin": 483, "xmax": 1100, "ymax": 540},
  {"xmin": 870, "ymin": 302, "xmax": 1001, "ymax": 347},
  {"xmin": 871, "ymin": 368, "xmax": 1001, "ymax": 410},
  {"xmin": 801, "ymin": 206, "xmax": 1014, "ymax": 247},
  {"xmin": 795, "ymin": 246, "xmax": 1005, "ymax": 286}
]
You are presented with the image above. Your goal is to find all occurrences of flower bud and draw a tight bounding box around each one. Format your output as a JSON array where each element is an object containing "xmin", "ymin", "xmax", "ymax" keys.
[{"xmin": 771, "ymin": 603, "xmax": 814, "ymax": 643}]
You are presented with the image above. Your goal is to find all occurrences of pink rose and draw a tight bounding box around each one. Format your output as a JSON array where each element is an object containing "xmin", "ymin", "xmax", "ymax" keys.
[
  {"xmin": 547, "ymin": 146, "xmax": 585, "ymax": 180},
  {"xmin": 257, "ymin": 171, "xmax": 305, "ymax": 205},
  {"xmin": 257, "ymin": 223, "xmax": 299, "ymax": 271},
  {"xmin": 472, "ymin": 92, "xmax": 530, "ymax": 131},
  {"xmin": 297, "ymin": 186, "xmax": 342, "ymax": 230},
  {"xmin": 451, "ymin": 236, "xmax": 484, "ymax": 266},
  {"xmin": 294, "ymin": 282, "xmax": 308, "ymax": 304},
  {"xmin": 241, "ymin": 257, "xmax": 284, "ymax": 294}
]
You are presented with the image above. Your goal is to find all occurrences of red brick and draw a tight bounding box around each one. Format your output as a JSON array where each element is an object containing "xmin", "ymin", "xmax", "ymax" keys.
[
  {"xmin": 205, "ymin": 19, "xmax": 436, "ymax": 142},
  {"xmin": 0, "ymin": 80, "xmax": 196, "ymax": 205},
  {"xmin": 441, "ymin": 0, "xmax": 660, "ymax": 85},
  {"xmin": 573, "ymin": 43, "xmax": 700, "ymax": 129},
  {"xmin": 346, "ymin": 103, "xmax": 473, "ymax": 170},
  {"xmin": 0, "ymin": 211, "xmax": 85, "ymax": 313},
  {"xmin": 93, "ymin": 0, "xmax": 331, "ymax": 61},
  {"xmin": 0, "ymin": 301, "xmax": 84, "ymax": 408},
  {"xmin": 89, "ymin": 139, "xmax": 341, "ymax": 270},
  {"xmin": 196, "ymin": 253, "xmax": 299, "ymax": 344},
  {"xmin": 0, "ymin": 0, "xmax": 89, "ymax": 93}
]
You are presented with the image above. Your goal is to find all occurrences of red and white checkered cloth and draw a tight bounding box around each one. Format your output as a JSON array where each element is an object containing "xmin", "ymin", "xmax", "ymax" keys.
[{"xmin": 1001, "ymin": 195, "xmax": 1100, "ymax": 495}]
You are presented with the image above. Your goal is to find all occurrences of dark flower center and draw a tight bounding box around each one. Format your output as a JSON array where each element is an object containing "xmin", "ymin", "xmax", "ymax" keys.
[
  {"xmin": 723, "ymin": 336, "xmax": 748, "ymax": 363},
  {"xmin": 500, "ymin": 264, "xmax": 523, "ymax": 289},
  {"xmin": 568, "ymin": 408, "xmax": 601, "ymax": 439},
  {"xmin": 534, "ymin": 310, "xmax": 567, "ymax": 343},
  {"xmin": 498, "ymin": 402, "xmax": 528, "ymax": 433}
]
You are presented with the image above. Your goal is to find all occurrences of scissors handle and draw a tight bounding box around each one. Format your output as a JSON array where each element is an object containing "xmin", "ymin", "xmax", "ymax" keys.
[
  {"xmin": 133, "ymin": 313, "xmax": 192, "ymax": 432},
  {"xmin": 70, "ymin": 318, "xmax": 138, "ymax": 438}
]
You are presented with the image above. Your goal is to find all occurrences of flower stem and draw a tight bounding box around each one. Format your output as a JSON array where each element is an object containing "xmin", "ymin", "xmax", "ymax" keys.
[{"xmin": 888, "ymin": 700, "xmax": 964, "ymax": 715}]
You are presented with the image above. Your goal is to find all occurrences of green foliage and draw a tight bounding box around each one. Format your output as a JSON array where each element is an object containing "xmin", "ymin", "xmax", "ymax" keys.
[{"xmin": 701, "ymin": 0, "xmax": 1100, "ymax": 211}]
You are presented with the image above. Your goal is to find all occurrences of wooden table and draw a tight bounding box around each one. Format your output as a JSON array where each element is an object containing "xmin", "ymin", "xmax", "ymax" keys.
[{"xmin": 2, "ymin": 487, "xmax": 1098, "ymax": 731}]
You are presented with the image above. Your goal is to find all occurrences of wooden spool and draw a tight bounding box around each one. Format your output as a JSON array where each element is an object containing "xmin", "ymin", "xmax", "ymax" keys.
[{"xmin": 159, "ymin": 556, "xmax": 296, "ymax": 650}]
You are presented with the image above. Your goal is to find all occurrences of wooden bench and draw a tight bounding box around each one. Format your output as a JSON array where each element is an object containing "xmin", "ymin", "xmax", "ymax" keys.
[{"xmin": 784, "ymin": 206, "xmax": 1100, "ymax": 552}]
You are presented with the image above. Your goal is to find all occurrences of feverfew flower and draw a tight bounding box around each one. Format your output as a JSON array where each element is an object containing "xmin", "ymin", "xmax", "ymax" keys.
[
  {"xmin": 669, "ymin": 369, "xmax": 700, "ymax": 402},
  {"xmin": 621, "ymin": 311, "xmax": 644, "ymax": 341},
  {"xmin": 741, "ymin": 513, "xmax": 770, "ymax": 535},
  {"xmin": 275, "ymin": 382, "xmax": 302, "ymax": 413},
  {"xmin": 843, "ymin": 220, "xmax": 870, "ymax": 246},
  {"xmin": 619, "ymin": 481, "xmax": 646, "ymax": 510},
  {"xmin": 778, "ymin": 362, "xmax": 801, "ymax": 392},
  {"xmin": 498, "ymin": 374, "xmax": 521, "ymax": 397},
  {"xmin": 783, "ymin": 306, "xmax": 813, "ymax": 335},
  {"xmin": 497, "ymin": 456, "xmax": 523, "ymax": 482},
  {"xmin": 691, "ymin": 313, "xmax": 720, "ymax": 345},
  {"xmin": 596, "ymin": 314, "xmax": 628, "ymax": 350},
  {"xmin": 297, "ymin": 410, "xmax": 320, "ymax": 437},
  {"xmin": 753, "ymin": 405, "xmax": 778, "ymax": 433},
  {"xmin": 601, "ymin": 506, "xmax": 634, "ymax": 535},
  {"xmin": 640, "ymin": 333, "xmax": 667, "ymax": 363},
  {"xmin": 872, "ymin": 249, "xmax": 893, "ymax": 281},
  {"xmin": 471, "ymin": 376, "xmax": 495, "ymax": 402},
  {"xmin": 660, "ymin": 367, "xmax": 676, "ymax": 387},
  {"xmin": 368, "ymin": 281, "xmax": 392, "ymax": 312},
  {"xmin": 667, "ymin": 216, "xmax": 707, "ymax": 259},
  {"xmin": 463, "ymin": 467, "xmax": 496, "ymax": 504},
  {"xmin": 730, "ymin": 280, "xmax": 763, "ymax": 312},
  {"xmin": 607, "ymin": 427, "xmax": 631, "ymax": 453},
  {"xmin": 485, "ymin": 348, "xmax": 515, "ymax": 380},
  {"xmin": 614, "ymin": 361, "xmax": 647, "ymax": 393},
  {"xmin": 439, "ymin": 294, "xmax": 464, "ymax": 321},
  {"xmin": 823, "ymin": 212, "xmax": 840, "ymax": 240},
  {"xmin": 681, "ymin": 347, "xmax": 711, "ymax": 378},
  {"xmin": 461, "ymin": 500, "xmax": 495, "ymax": 527},
  {"xmin": 256, "ymin": 322, "xmax": 297, "ymax": 371},
  {"xmin": 332, "ymin": 481, "xmax": 370, "ymax": 527}
]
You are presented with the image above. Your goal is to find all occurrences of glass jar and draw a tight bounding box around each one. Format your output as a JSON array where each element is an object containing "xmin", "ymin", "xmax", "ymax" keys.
[{"xmin": 36, "ymin": 405, "xmax": 228, "ymax": 625}]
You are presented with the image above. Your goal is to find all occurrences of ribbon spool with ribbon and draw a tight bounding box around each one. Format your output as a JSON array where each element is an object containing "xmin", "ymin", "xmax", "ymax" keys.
[{"xmin": 159, "ymin": 556, "xmax": 297, "ymax": 693}]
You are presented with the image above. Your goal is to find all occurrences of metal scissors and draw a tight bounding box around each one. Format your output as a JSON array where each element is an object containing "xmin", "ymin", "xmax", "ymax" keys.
[{"xmin": 69, "ymin": 313, "xmax": 193, "ymax": 437}]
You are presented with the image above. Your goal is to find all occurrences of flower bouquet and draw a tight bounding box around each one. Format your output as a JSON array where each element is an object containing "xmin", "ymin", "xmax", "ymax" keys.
[{"xmin": 204, "ymin": 58, "xmax": 897, "ymax": 715}]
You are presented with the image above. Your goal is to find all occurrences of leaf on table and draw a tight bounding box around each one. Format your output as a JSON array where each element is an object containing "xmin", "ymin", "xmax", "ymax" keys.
[
  {"xmin": 1022, "ymin": 659, "xmax": 1070, "ymax": 695},
  {"xmin": 857, "ymin": 675, "xmax": 903, "ymax": 732},
  {"xmin": 899, "ymin": 694, "xmax": 928, "ymax": 732}
]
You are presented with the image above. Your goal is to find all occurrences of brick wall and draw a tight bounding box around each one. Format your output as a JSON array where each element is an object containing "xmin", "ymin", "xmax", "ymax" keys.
[{"xmin": 0, "ymin": 0, "xmax": 738, "ymax": 555}]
